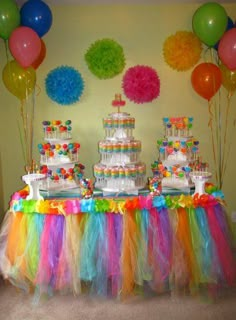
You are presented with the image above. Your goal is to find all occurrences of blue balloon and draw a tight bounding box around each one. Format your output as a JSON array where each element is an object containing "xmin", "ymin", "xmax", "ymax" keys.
[
  {"xmin": 20, "ymin": 0, "xmax": 53, "ymax": 37},
  {"xmin": 214, "ymin": 16, "xmax": 234, "ymax": 50}
]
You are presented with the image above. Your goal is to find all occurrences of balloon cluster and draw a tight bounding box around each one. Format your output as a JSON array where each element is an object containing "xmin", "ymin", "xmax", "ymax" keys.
[
  {"xmin": 190, "ymin": 2, "xmax": 236, "ymax": 189},
  {"xmin": 191, "ymin": 2, "xmax": 236, "ymax": 100},
  {"xmin": 0, "ymin": 0, "xmax": 52, "ymax": 100}
]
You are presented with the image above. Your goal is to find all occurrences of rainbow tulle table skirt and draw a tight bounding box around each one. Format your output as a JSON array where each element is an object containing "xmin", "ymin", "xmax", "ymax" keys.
[{"xmin": 0, "ymin": 188, "xmax": 235, "ymax": 300}]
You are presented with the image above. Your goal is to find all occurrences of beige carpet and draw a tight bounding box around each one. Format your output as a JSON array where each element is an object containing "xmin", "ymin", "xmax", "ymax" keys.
[{"xmin": 0, "ymin": 278, "xmax": 236, "ymax": 320}]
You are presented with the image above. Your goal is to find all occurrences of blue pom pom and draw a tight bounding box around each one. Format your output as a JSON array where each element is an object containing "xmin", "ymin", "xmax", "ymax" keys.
[{"xmin": 45, "ymin": 66, "xmax": 84, "ymax": 105}]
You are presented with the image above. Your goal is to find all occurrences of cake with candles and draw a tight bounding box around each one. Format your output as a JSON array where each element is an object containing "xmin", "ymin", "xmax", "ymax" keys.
[
  {"xmin": 38, "ymin": 120, "xmax": 85, "ymax": 191},
  {"xmin": 151, "ymin": 117, "xmax": 208, "ymax": 189},
  {"xmin": 94, "ymin": 94, "xmax": 146, "ymax": 193}
]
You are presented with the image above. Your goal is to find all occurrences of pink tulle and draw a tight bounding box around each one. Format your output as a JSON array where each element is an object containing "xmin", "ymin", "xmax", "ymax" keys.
[
  {"xmin": 206, "ymin": 205, "xmax": 236, "ymax": 286},
  {"xmin": 107, "ymin": 213, "xmax": 122, "ymax": 296}
]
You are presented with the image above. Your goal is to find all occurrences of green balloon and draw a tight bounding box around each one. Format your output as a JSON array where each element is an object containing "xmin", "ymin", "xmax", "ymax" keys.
[
  {"xmin": 0, "ymin": 0, "xmax": 20, "ymax": 40},
  {"xmin": 192, "ymin": 2, "xmax": 228, "ymax": 47}
]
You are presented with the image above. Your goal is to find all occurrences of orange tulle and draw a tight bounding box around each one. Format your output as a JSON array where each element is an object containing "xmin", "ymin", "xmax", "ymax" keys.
[
  {"xmin": 175, "ymin": 208, "xmax": 200, "ymax": 291},
  {"xmin": 121, "ymin": 209, "xmax": 139, "ymax": 296}
]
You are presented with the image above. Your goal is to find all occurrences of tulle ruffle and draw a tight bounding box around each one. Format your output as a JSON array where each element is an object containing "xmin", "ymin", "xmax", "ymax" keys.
[{"xmin": 0, "ymin": 193, "xmax": 235, "ymax": 300}]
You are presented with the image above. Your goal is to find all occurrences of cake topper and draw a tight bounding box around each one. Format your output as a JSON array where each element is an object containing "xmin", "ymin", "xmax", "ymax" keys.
[{"xmin": 111, "ymin": 93, "xmax": 126, "ymax": 113}]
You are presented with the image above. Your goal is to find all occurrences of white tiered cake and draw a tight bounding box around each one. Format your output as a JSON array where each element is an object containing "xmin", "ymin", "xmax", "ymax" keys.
[
  {"xmin": 38, "ymin": 120, "xmax": 85, "ymax": 191},
  {"xmin": 151, "ymin": 117, "xmax": 208, "ymax": 189},
  {"xmin": 94, "ymin": 95, "xmax": 146, "ymax": 194}
]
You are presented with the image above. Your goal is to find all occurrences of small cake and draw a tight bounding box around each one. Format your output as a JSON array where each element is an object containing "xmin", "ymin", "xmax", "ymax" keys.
[
  {"xmin": 38, "ymin": 120, "xmax": 85, "ymax": 191},
  {"xmin": 151, "ymin": 117, "xmax": 208, "ymax": 189},
  {"xmin": 94, "ymin": 94, "xmax": 146, "ymax": 193}
]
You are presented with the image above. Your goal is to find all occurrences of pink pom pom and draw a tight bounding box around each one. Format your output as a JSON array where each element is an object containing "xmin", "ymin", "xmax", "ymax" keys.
[{"xmin": 122, "ymin": 65, "xmax": 160, "ymax": 104}]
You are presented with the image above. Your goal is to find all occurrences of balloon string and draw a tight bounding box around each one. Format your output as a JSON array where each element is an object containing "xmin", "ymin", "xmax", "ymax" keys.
[
  {"xmin": 20, "ymin": 99, "xmax": 31, "ymax": 169},
  {"xmin": 222, "ymin": 97, "xmax": 235, "ymax": 181},
  {"xmin": 209, "ymin": 47, "xmax": 222, "ymax": 188},
  {"xmin": 4, "ymin": 40, "xmax": 10, "ymax": 63},
  {"xmin": 18, "ymin": 102, "xmax": 27, "ymax": 167},
  {"xmin": 221, "ymin": 93, "xmax": 231, "ymax": 180},
  {"xmin": 31, "ymin": 89, "xmax": 36, "ymax": 167},
  {"xmin": 36, "ymin": 84, "xmax": 41, "ymax": 97},
  {"xmin": 215, "ymin": 90, "xmax": 222, "ymax": 189},
  {"xmin": 208, "ymin": 100, "xmax": 218, "ymax": 186}
]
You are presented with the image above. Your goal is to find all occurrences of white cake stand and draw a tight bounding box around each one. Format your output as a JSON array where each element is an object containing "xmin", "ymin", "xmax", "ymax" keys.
[
  {"xmin": 190, "ymin": 171, "xmax": 212, "ymax": 195},
  {"xmin": 22, "ymin": 173, "xmax": 46, "ymax": 200}
]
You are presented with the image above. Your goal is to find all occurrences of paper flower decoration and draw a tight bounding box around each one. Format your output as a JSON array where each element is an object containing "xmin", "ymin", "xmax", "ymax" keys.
[
  {"xmin": 163, "ymin": 31, "xmax": 202, "ymax": 71},
  {"xmin": 45, "ymin": 66, "xmax": 84, "ymax": 105},
  {"xmin": 85, "ymin": 38, "xmax": 125, "ymax": 79},
  {"xmin": 122, "ymin": 65, "xmax": 160, "ymax": 104}
]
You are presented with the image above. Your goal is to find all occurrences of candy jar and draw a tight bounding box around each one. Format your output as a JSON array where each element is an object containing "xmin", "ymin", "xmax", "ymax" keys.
[{"xmin": 79, "ymin": 178, "xmax": 94, "ymax": 199}]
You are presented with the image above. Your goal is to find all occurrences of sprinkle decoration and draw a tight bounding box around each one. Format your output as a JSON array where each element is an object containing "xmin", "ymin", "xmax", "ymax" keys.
[
  {"xmin": 122, "ymin": 65, "xmax": 160, "ymax": 104},
  {"xmin": 45, "ymin": 65, "xmax": 84, "ymax": 105},
  {"xmin": 85, "ymin": 38, "xmax": 126, "ymax": 79},
  {"xmin": 163, "ymin": 31, "xmax": 202, "ymax": 71}
]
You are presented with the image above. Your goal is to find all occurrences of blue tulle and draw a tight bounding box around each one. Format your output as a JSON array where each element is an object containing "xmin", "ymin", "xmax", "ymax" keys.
[
  {"xmin": 194, "ymin": 207, "xmax": 222, "ymax": 282},
  {"xmin": 80, "ymin": 213, "xmax": 108, "ymax": 295}
]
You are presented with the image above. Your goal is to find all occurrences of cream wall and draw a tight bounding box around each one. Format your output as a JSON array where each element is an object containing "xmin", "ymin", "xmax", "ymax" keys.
[{"xmin": 0, "ymin": 3, "xmax": 236, "ymax": 235}]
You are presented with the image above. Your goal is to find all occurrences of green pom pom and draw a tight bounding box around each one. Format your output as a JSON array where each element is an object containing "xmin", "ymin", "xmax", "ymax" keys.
[{"xmin": 85, "ymin": 38, "xmax": 126, "ymax": 79}]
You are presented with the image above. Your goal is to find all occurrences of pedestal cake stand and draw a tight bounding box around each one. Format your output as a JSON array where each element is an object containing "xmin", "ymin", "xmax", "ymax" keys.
[
  {"xmin": 190, "ymin": 171, "xmax": 212, "ymax": 195},
  {"xmin": 22, "ymin": 173, "xmax": 46, "ymax": 200}
]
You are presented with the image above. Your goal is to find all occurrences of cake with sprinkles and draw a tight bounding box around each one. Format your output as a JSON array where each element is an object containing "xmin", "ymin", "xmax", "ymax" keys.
[
  {"xmin": 38, "ymin": 120, "xmax": 85, "ymax": 191},
  {"xmin": 151, "ymin": 117, "xmax": 208, "ymax": 189},
  {"xmin": 94, "ymin": 94, "xmax": 146, "ymax": 193}
]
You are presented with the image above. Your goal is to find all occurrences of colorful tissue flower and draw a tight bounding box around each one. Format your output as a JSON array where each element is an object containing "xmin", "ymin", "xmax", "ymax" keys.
[
  {"xmin": 85, "ymin": 38, "xmax": 125, "ymax": 79},
  {"xmin": 45, "ymin": 66, "xmax": 84, "ymax": 105},
  {"xmin": 122, "ymin": 65, "xmax": 160, "ymax": 104},
  {"xmin": 163, "ymin": 31, "xmax": 202, "ymax": 71}
]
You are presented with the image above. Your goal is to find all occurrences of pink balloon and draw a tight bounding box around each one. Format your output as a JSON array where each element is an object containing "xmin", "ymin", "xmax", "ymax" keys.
[
  {"xmin": 9, "ymin": 26, "xmax": 41, "ymax": 68},
  {"xmin": 218, "ymin": 28, "xmax": 236, "ymax": 71}
]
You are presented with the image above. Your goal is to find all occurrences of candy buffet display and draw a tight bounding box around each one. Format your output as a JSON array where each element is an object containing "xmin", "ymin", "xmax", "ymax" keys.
[
  {"xmin": 151, "ymin": 117, "xmax": 210, "ymax": 189},
  {"xmin": 94, "ymin": 94, "xmax": 146, "ymax": 193},
  {"xmin": 38, "ymin": 120, "xmax": 85, "ymax": 191}
]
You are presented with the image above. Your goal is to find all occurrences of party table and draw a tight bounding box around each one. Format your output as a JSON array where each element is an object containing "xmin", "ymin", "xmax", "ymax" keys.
[{"xmin": 0, "ymin": 187, "xmax": 235, "ymax": 301}]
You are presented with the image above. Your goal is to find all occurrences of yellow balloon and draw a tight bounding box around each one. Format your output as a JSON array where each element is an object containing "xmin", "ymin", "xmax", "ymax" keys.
[
  {"xmin": 2, "ymin": 60, "xmax": 36, "ymax": 100},
  {"xmin": 219, "ymin": 63, "xmax": 236, "ymax": 95}
]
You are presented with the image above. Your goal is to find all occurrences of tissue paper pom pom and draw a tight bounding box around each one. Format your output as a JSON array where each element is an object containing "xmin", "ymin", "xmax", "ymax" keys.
[
  {"xmin": 45, "ymin": 66, "xmax": 84, "ymax": 105},
  {"xmin": 163, "ymin": 31, "xmax": 202, "ymax": 71},
  {"xmin": 85, "ymin": 38, "xmax": 125, "ymax": 79},
  {"xmin": 122, "ymin": 65, "xmax": 160, "ymax": 104}
]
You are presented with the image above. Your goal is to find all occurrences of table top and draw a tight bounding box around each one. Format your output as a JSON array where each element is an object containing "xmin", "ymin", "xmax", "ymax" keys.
[{"xmin": 40, "ymin": 186, "xmax": 194, "ymax": 199}]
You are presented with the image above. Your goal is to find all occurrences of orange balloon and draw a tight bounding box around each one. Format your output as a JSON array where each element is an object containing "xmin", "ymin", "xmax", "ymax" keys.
[
  {"xmin": 219, "ymin": 63, "xmax": 236, "ymax": 95},
  {"xmin": 191, "ymin": 62, "xmax": 222, "ymax": 101},
  {"xmin": 31, "ymin": 39, "xmax": 46, "ymax": 69}
]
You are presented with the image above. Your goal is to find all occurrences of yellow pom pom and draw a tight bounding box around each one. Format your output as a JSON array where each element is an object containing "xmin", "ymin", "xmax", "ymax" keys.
[{"xmin": 163, "ymin": 31, "xmax": 202, "ymax": 71}]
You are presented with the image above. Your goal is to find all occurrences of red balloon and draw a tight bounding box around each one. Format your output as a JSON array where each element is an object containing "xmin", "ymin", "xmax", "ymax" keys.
[
  {"xmin": 191, "ymin": 63, "xmax": 222, "ymax": 101},
  {"xmin": 9, "ymin": 26, "xmax": 41, "ymax": 68},
  {"xmin": 31, "ymin": 39, "xmax": 46, "ymax": 69},
  {"xmin": 218, "ymin": 28, "xmax": 236, "ymax": 71}
]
